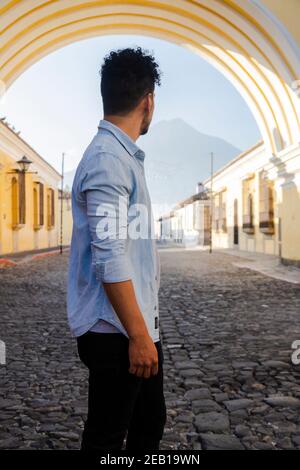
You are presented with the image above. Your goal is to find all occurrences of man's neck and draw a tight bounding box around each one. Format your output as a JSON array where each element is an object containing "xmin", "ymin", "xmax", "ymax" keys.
[{"xmin": 103, "ymin": 115, "xmax": 140, "ymax": 142}]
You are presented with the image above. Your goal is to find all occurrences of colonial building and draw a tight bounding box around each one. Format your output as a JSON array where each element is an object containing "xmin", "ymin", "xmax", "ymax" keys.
[
  {"xmin": 158, "ymin": 186, "xmax": 211, "ymax": 247},
  {"xmin": 204, "ymin": 141, "xmax": 300, "ymax": 265},
  {"xmin": 0, "ymin": 119, "xmax": 61, "ymax": 255},
  {"xmin": 157, "ymin": 139, "xmax": 300, "ymax": 266},
  {"xmin": 58, "ymin": 188, "xmax": 72, "ymax": 247}
]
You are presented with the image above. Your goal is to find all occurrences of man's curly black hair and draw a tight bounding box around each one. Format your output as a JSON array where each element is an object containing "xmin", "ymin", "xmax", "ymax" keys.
[{"xmin": 100, "ymin": 47, "xmax": 162, "ymax": 115}]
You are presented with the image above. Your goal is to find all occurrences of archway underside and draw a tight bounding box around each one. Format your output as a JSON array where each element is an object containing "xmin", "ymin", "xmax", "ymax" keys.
[{"xmin": 0, "ymin": 0, "xmax": 300, "ymax": 154}]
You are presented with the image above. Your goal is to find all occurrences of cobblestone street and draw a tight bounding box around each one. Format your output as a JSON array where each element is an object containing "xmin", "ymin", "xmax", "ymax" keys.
[{"xmin": 1, "ymin": 249, "xmax": 300, "ymax": 450}]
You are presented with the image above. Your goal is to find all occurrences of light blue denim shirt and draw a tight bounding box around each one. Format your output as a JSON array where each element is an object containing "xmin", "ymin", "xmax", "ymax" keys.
[{"xmin": 67, "ymin": 119, "xmax": 160, "ymax": 342}]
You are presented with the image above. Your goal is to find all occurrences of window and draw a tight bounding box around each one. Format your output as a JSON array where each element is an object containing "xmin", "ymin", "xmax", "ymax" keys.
[
  {"xmin": 47, "ymin": 188, "xmax": 55, "ymax": 229},
  {"xmin": 11, "ymin": 177, "xmax": 18, "ymax": 227},
  {"xmin": 18, "ymin": 172, "xmax": 26, "ymax": 225},
  {"xmin": 259, "ymin": 172, "xmax": 275, "ymax": 235},
  {"xmin": 11, "ymin": 174, "xmax": 26, "ymax": 228},
  {"xmin": 220, "ymin": 190, "xmax": 227, "ymax": 232},
  {"xmin": 39, "ymin": 183, "xmax": 44, "ymax": 226},
  {"xmin": 33, "ymin": 182, "xmax": 44, "ymax": 229},
  {"xmin": 243, "ymin": 176, "xmax": 255, "ymax": 234},
  {"xmin": 204, "ymin": 205, "xmax": 211, "ymax": 232},
  {"xmin": 33, "ymin": 187, "xmax": 38, "ymax": 228},
  {"xmin": 213, "ymin": 194, "xmax": 220, "ymax": 231},
  {"xmin": 213, "ymin": 191, "xmax": 227, "ymax": 232}
]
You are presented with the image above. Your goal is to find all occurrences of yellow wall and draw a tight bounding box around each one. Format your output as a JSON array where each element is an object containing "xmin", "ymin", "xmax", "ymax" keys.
[
  {"xmin": 211, "ymin": 179, "xmax": 267, "ymax": 254},
  {"xmin": 0, "ymin": 148, "xmax": 60, "ymax": 256},
  {"xmin": 278, "ymin": 149, "xmax": 300, "ymax": 263},
  {"xmin": 262, "ymin": 0, "xmax": 300, "ymax": 46},
  {"xmin": 281, "ymin": 185, "xmax": 300, "ymax": 262}
]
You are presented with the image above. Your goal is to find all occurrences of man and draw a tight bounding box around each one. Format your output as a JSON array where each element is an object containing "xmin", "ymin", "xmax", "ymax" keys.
[{"xmin": 67, "ymin": 47, "xmax": 166, "ymax": 452}]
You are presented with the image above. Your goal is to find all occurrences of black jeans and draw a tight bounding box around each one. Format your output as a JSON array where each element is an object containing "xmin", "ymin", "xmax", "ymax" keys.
[{"xmin": 77, "ymin": 332, "xmax": 167, "ymax": 452}]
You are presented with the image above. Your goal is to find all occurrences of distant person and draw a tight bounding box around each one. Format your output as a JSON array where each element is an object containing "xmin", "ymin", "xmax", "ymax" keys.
[{"xmin": 67, "ymin": 47, "xmax": 166, "ymax": 452}]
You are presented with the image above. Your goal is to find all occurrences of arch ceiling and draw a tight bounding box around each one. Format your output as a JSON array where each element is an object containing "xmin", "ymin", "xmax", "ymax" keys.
[{"xmin": 0, "ymin": 0, "xmax": 300, "ymax": 154}]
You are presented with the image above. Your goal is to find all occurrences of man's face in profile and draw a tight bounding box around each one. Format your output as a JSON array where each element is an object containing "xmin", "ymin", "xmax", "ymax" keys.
[{"xmin": 140, "ymin": 92, "xmax": 155, "ymax": 136}]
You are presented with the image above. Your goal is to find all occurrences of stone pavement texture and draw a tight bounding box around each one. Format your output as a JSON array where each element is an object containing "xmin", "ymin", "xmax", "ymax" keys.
[{"xmin": 0, "ymin": 250, "xmax": 300, "ymax": 450}]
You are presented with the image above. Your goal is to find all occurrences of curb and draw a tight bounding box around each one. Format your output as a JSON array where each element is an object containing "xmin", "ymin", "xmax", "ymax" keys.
[
  {"xmin": 31, "ymin": 247, "xmax": 69, "ymax": 261},
  {"xmin": 0, "ymin": 259, "xmax": 17, "ymax": 267},
  {"xmin": 0, "ymin": 247, "xmax": 70, "ymax": 267}
]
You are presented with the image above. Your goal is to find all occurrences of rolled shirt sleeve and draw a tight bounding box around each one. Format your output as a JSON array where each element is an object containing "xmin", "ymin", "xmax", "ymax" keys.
[{"xmin": 81, "ymin": 152, "xmax": 134, "ymax": 283}]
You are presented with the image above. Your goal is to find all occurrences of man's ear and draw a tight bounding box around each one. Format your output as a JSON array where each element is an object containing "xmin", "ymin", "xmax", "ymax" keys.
[
  {"xmin": 140, "ymin": 92, "xmax": 152, "ymax": 114},
  {"xmin": 147, "ymin": 93, "xmax": 154, "ymax": 112},
  {"xmin": 139, "ymin": 94, "xmax": 148, "ymax": 113}
]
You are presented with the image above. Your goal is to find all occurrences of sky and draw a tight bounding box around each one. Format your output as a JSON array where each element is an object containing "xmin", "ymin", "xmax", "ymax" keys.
[{"xmin": 0, "ymin": 35, "xmax": 261, "ymax": 173}]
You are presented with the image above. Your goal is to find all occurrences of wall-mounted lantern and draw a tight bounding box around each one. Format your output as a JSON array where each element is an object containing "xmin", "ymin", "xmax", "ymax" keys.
[{"xmin": 17, "ymin": 155, "xmax": 32, "ymax": 173}]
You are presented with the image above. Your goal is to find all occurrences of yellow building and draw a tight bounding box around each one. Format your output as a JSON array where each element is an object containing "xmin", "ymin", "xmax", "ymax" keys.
[
  {"xmin": 204, "ymin": 141, "xmax": 300, "ymax": 267},
  {"xmin": 58, "ymin": 189, "xmax": 73, "ymax": 247},
  {"xmin": 0, "ymin": 120, "xmax": 61, "ymax": 255}
]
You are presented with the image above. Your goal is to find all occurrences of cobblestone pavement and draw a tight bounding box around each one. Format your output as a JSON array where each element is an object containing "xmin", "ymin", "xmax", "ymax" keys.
[{"xmin": 0, "ymin": 249, "xmax": 300, "ymax": 450}]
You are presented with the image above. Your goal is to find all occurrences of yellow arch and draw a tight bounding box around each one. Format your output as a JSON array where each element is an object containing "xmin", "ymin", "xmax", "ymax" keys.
[{"xmin": 0, "ymin": 0, "xmax": 300, "ymax": 154}]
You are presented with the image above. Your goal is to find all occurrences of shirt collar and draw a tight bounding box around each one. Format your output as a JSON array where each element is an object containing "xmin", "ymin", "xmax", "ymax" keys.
[{"xmin": 98, "ymin": 119, "xmax": 145, "ymax": 161}]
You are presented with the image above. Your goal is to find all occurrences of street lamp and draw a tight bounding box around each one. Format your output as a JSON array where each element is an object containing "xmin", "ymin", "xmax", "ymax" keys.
[{"xmin": 17, "ymin": 155, "xmax": 32, "ymax": 173}]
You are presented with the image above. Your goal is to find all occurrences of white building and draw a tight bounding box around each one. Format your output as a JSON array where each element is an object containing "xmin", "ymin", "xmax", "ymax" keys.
[
  {"xmin": 158, "ymin": 188, "xmax": 211, "ymax": 247},
  {"xmin": 203, "ymin": 141, "xmax": 285, "ymax": 259}
]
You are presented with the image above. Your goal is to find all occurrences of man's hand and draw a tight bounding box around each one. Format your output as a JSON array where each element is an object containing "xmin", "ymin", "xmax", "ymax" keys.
[
  {"xmin": 128, "ymin": 334, "xmax": 159, "ymax": 379},
  {"xmin": 102, "ymin": 280, "xmax": 159, "ymax": 379}
]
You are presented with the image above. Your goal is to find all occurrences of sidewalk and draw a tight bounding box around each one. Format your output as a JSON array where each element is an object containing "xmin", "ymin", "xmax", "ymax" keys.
[
  {"xmin": 0, "ymin": 246, "xmax": 70, "ymax": 267},
  {"xmin": 158, "ymin": 244, "xmax": 300, "ymax": 284},
  {"xmin": 215, "ymin": 248, "xmax": 300, "ymax": 285}
]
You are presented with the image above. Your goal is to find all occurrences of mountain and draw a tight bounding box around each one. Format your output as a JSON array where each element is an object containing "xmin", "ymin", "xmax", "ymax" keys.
[{"xmin": 64, "ymin": 118, "xmax": 241, "ymax": 217}]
